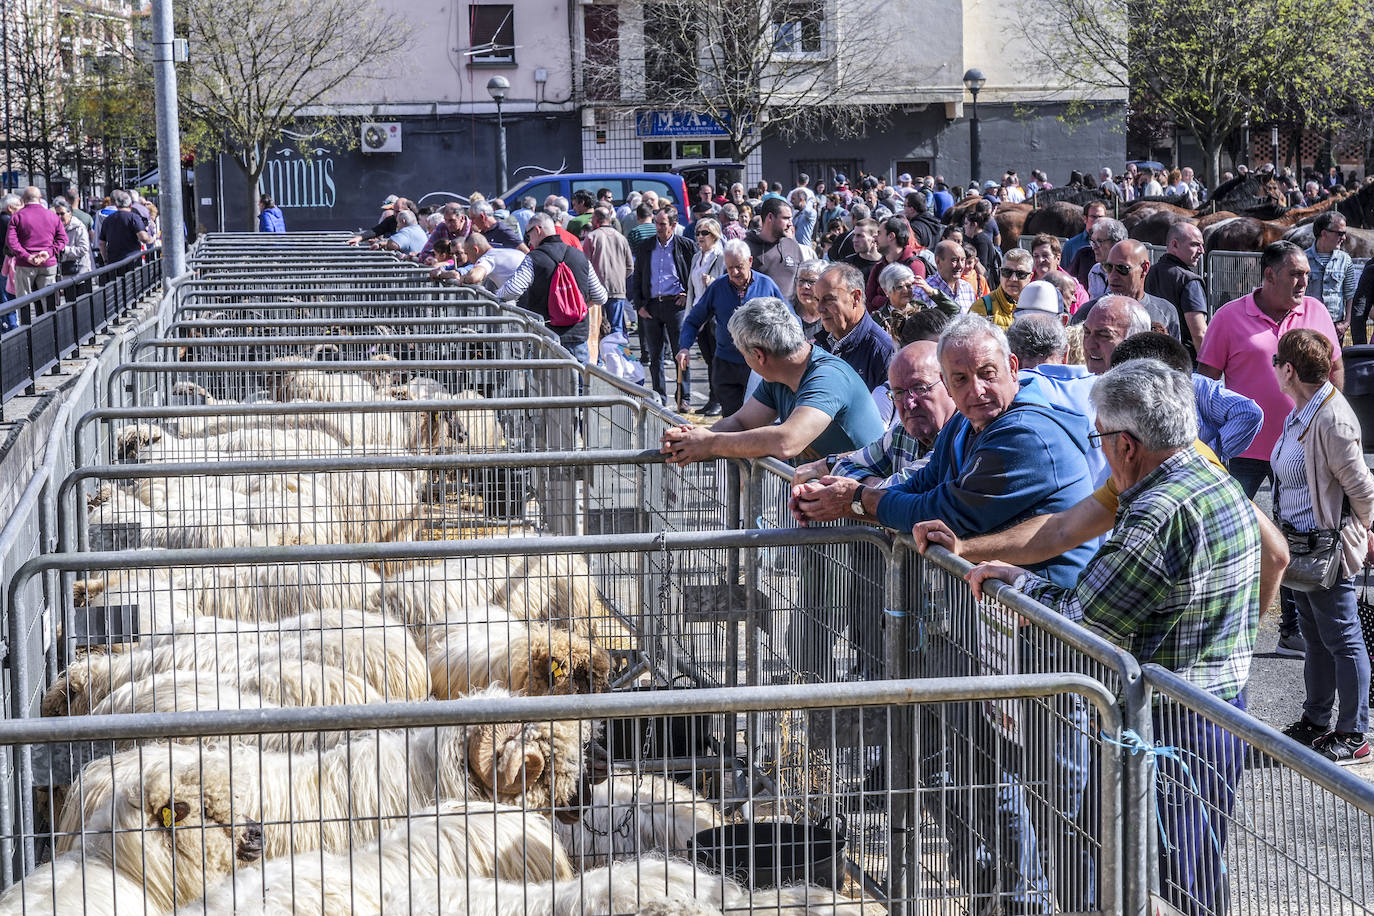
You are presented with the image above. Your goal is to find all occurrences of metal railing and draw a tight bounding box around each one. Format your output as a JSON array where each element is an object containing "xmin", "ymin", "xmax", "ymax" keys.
[
  {"xmin": 0, "ymin": 249, "xmax": 163, "ymax": 402},
  {"xmin": 0, "ymin": 234, "xmax": 1370, "ymax": 914}
]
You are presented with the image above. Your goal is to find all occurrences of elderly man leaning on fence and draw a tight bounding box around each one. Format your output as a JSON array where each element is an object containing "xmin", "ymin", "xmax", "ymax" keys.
[
  {"xmin": 661, "ymin": 297, "xmax": 885, "ymax": 467},
  {"xmin": 790, "ymin": 340, "xmax": 958, "ymax": 488},
  {"xmin": 961, "ymin": 360, "xmax": 1261, "ymax": 916},
  {"xmin": 789, "ymin": 314, "xmax": 1097, "ymax": 588}
]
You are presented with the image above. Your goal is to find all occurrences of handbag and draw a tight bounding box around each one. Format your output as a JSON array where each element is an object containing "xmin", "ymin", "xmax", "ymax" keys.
[{"xmin": 1280, "ymin": 520, "xmax": 1344, "ymax": 592}]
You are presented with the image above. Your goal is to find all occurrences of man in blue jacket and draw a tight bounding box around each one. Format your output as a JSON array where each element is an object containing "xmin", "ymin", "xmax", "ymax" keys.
[
  {"xmin": 790, "ymin": 312, "xmax": 1096, "ymax": 588},
  {"xmin": 792, "ymin": 312, "xmax": 1099, "ymax": 913},
  {"xmin": 676, "ymin": 239, "xmax": 783, "ymax": 416}
]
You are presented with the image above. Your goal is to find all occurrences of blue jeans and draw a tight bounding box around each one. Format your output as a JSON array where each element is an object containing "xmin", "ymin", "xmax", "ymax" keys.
[
  {"xmin": 1230, "ymin": 458, "xmax": 1300, "ymax": 638},
  {"xmin": 920, "ymin": 649, "xmax": 1095, "ymax": 913},
  {"xmin": 1154, "ymin": 694, "xmax": 1247, "ymax": 916},
  {"xmin": 1293, "ymin": 577, "xmax": 1370, "ymax": 733},
  {"xmin": 603, "ymin": 298, "xmax": 630, "ymax": 336}
]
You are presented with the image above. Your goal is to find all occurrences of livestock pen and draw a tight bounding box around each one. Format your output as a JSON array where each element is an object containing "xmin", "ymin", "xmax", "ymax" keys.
[{"xmin": 0, "ymin": 235, "xmax": 1368, "ymax": 916}]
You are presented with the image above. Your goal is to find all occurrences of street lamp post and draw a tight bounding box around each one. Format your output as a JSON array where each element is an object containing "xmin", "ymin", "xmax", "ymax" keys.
[
  {"xmin": 962, "ymin": 68, "xmax": 986, "ymax": 191},
  {"xmin": 487, "ymin": 76, "xmax": 510, "ymax": 194}
]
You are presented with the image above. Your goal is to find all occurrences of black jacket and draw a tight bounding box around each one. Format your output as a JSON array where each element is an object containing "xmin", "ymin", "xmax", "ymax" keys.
[
  {"xmin": 523, "ymin": 238, "xmax": 596, "ymax": 342},
  {"xmin": 630, "ymin": 234, "xmax": 695, "ymax": 306},
  {"xmin": 909, "ymin": 213, "xmax": 943, "ymax": 250}
]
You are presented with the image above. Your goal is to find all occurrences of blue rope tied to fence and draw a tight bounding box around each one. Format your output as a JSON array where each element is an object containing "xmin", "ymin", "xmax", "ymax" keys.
[{"xmin": 1100, "ymin": 727, "xmax": 1228, "ymax": 876}]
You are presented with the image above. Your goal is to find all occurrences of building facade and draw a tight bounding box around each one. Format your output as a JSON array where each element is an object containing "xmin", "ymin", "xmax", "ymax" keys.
[{"xmin": 198, "ymin": 0, "xmax": 1126, "ymax": 230}]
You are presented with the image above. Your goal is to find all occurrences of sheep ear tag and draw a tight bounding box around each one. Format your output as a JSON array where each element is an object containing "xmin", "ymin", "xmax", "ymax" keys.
[
  {"xmin": 160, "ymin": 801, "xmax": 190, "ymax": 828},
  {"xmin": 550, "ymin": 659, "xmax": 567, "ymax": 680}
]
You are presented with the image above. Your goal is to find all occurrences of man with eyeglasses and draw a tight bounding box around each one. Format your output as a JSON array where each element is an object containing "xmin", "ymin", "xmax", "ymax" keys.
[
  {"xmin": 1081, "ymin": 217, "xmax": 1127, "ymax": 298},
  {"xmin": 1303, "ymin": 212, "xmax": 1357, "ymax": 339},
  {"xmin": 971, "ymin": 248, "xmax": 1033, "ymax": 327},
  {"xmin": 790, "ymin": 314, "xmax": 1096, "ymax": 586},
  {"xmin": 791, "ymin": 340, "xmax": 957, "ymax": 488},
  {"xmin": 1072, "ymin": 239, "xmax": 1180, "ymax": 340}
]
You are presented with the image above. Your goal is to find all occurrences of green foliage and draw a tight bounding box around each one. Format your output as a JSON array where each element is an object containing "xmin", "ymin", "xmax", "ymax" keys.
[{"xmin": 1026, "ymin": 0, "xmax": 1374, "ymax": 185}]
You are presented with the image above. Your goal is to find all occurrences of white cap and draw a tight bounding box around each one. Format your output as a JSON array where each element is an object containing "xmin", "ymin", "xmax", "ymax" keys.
[{"xmin": 1012, "ymin": 281, "xmax": 1062, "ymax": 317}]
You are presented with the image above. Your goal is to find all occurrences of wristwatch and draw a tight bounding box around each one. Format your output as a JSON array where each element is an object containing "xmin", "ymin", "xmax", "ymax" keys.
[
  {"xmin": 1011, "ymin": 573, "xmax": 1029, "ymax": 592},
  {"xmin": 851, "ymin": 484, "xmax": 867, "ymax": 517}
]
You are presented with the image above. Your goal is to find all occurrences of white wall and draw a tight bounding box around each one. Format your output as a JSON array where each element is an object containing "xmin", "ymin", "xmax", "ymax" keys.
[{"xmin": 319, "ymin": 0, "xmax": 575, "ymax": 115}]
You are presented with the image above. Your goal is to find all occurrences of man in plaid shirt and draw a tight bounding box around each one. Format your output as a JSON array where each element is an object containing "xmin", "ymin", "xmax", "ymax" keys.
[{"xmin": 968, "ymin": 359, "xmax": 1260, "ymax": 916}]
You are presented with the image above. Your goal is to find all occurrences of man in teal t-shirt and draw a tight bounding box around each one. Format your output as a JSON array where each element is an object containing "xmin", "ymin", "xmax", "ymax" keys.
[{"xmin": 660, "ymin": 296, "xmax": 885, "ymax": 466}]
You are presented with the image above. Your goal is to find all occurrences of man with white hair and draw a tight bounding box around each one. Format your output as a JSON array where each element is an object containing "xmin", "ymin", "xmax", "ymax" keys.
[
  {"xmin": 496, "ymin": 212, "xmax": 608, "ymax": 363},
  {"xmin": 791, "ymin": 314, "xmax": 1096, "ymax": 585},
  {"xmin": 1098, "ymin": 167, "xmax": 1120, "ymax": 197},
  {"xmin": 676, "ymin": 239, "xmax": 783, "ymax": 416},
  {"xmin": 5, "ymin": 186, "xmax": 67, "ymax": 298},
  {"xmin": 964, "ymin": 359, "xmax": 1260, "ymax": 916},
  {"xmin": 1081, "ymin": 295, "xmax": 1152, "ymax": 375},
  {"xmin": 382, "ymin": 208, "xmax": 428, "ymax": 255},
  {"xmin": 469, "ymin": 199, "xmax": 525, "ymax": 250},
  {"xmin": 661, "ymin": 296, "xmax": 884, "ymax": 465}
]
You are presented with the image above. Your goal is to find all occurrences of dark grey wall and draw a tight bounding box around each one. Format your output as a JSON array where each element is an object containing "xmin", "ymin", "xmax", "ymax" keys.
[
  {"xmin": 761, "ymin": 101, "xmax": 1126, "ymax": 191},
  {"xmin": 196, "ymin": 113, "xmax": 583, "ymax": 233}
]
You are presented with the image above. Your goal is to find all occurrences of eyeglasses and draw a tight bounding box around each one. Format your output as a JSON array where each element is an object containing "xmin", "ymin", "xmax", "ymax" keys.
[
  {"xmin": 999, "ymin": 268, "xmax": 1032, "ymax": 280},
  {"xmin": 1106, "ymin": 262, "xmax": 1137, "ymax": 276},
  {"xmin": 889, "ymin": 379, "xmax": 944, "ymax": 401},
  {"xmin": 797, "ymin": 276, "xmax": 819, "ymax": 286},
  {"xmin": 1087, "ymin": 428, "xmax": 1129, "ymax": 447},
  {"xmin": 1324, "ymin": 228, "xmax": 1348, "ymax": 238}
]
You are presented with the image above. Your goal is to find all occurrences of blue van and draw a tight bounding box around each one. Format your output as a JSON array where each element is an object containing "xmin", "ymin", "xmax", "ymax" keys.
[{"xmin": 500, "ymin": 172, "xmax": 692, "ymax": 223}]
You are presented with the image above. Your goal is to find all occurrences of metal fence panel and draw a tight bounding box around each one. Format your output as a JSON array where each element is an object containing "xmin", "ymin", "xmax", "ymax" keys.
[{"xmin": 0, "ymin": 677, "xmax": 1122, "ymax": 916}]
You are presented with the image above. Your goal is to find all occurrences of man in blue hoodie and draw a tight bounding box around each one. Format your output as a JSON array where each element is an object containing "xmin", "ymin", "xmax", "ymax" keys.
[
  {"xmin": 790, "ymin": 312, "xmax": 1096, "ymax": 588},
  {"xmin": 792, "ymin": 312, "xmax": 1099, "ymax": 911}
]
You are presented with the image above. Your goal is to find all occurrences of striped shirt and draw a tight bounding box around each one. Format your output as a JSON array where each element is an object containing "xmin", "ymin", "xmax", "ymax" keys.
[
  {"xmin": 1022, "ymin": 446, "xmax": 1260, "ymax": 700},
  {"xmin": 1272, "ymin": 381, "xmax": 1334, "ymax": 532},
  {"xmin": 831, "ymin": 424, "xmax": 929, "ymax": 485}
]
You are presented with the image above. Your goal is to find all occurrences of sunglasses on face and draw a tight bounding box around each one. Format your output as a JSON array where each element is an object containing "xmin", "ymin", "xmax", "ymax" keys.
[
  {"xmin": 1107, "ymin": 263, "xmax": 1136, "ymax": 276},
  {"xmin": 999, "ymin": 268, "xmax": 1031, "ymax": 280}
]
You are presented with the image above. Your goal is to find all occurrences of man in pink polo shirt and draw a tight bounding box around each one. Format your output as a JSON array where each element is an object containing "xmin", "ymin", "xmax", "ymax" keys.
[{"xmin": 1198, "ymin": 239, "xmax": 1342, "ymax": 657}]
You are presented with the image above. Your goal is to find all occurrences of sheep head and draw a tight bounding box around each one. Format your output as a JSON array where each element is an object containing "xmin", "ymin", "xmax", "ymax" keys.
[
  {"xmin": 467, "ymin": 719, "xmax": 590, "ymax": 810},
  {"xmin": 125, "ymin": 754, "xmax": 264, "ymax": 909},
  {"xmin": 521, "ymin": 628, "xmax": 613, "ymax": 697},
  {"xmin": 115, "ymin": 424, "xmax": 164, "ymax": 461}
]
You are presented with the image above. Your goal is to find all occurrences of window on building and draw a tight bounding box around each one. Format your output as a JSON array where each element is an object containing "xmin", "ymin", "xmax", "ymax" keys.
[
  {"xmin": 772, "ymin": 1, "xmax": 823, "ymax": 54},
  {"xmin": 469, "ymin": 4, "xmax": 516, "ymax": 63},
  {"xmin": 644, "ymin": 3, "xmax": 696, "ymax": 94},
  {"xmin": 584, "ymin": 5, "xmax": 620, "ymax": 101}
]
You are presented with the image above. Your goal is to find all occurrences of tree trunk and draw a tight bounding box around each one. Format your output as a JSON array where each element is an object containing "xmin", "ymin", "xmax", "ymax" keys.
[{"xmin": 232, "ymin": 154, "xmax": 266, "ymax": 232}]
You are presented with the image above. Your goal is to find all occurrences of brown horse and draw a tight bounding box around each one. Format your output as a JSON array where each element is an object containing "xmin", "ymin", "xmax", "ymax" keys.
[
  {"xmin": 1203, "ymin": 216, "xmax": 1289, "ymax": 252},
  {"xmin": 1022, "ymin": 202, "xmax": 1087, "ymax": 241}
]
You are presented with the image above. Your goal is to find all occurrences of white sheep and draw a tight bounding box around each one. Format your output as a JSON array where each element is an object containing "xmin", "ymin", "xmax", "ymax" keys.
[
  {"xmin": 74, "ymin": 560, "xmax": 385, "ymax": 635},
  {"xmin": 44, "ymin": 744, "xmax": 265, "ymax": 913},
  {"xmin": 396, "ymin": 855, "xmax": 880, "ymax": 916},
  {"xmin": 0, "ymin": 854, "xmax": 152, "ymax": 916},
  {"xmin": 60, "ymin": 687, "xmax": 590, "ymax": 862},
  {"xmin": 84, "ymin": 672, "xmax": 354, "ymax": 754},
  {"xmin": 555, "ymin": 773, "xmax": 724, "ymax": 870},
  {"xmin": 424, "ymin": 617, "xmax": 612, "ymax": 700},
  {"xmin": 45, "ymin": 609, "xmax": 431, "ymax": 717},
  {"xmin": 367, "ymin": 552, "xmax": 620, "ymax": 642},
  {"xmin": 177, "ymin": 801, "xmax": 573, "ymax": 916}
]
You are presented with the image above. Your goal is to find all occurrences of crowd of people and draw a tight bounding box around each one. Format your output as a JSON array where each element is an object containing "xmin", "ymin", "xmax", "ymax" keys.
[
  {"xmin": 338, "ymin": 167, "xmax": 1369, "ymax": 915},
  {"xmin": 0, "ymin": 185, "xmax": 159, "ymax": 330}
]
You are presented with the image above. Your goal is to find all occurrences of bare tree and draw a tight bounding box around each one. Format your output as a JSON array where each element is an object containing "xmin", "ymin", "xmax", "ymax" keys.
[
  {"xmin": 4, "ymin": 0, "xmax": 64, "ymax": 186},
  {"xmin": 584, "ymin": 0, "xmax": 898, "ymax": 161},
  {"xmin": 177, "ymin": 0, "xmax": 409, "ymax": 228}
]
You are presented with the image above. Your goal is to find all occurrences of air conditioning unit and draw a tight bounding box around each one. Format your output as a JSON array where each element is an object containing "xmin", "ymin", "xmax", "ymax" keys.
[{"xmin": 361, "ymin": 122, "xmax": 402, "ymax": 154}]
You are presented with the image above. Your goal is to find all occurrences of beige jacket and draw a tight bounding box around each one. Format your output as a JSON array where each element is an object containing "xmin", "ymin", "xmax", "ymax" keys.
[{"xmin": 1297, "ymin": 388, "xmax": 1374, "ymax": 578}]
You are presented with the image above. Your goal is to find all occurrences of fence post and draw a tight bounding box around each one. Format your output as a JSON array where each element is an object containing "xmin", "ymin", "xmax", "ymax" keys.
[
  {"xmin": 1121, "ymin": 674, "xmax": 1155, "ymax": 915},
  {"xmin": 885, "ymin": 540, "xmax": 915, "ymax": 916}
]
